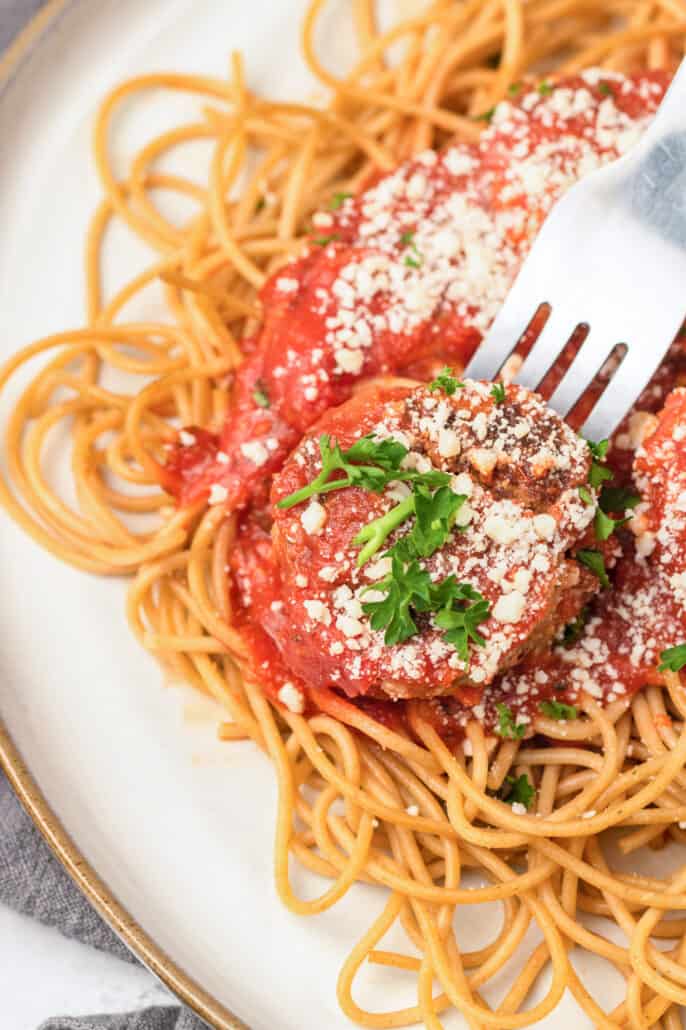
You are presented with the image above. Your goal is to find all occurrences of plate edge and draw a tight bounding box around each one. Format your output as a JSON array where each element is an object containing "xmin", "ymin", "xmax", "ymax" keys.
[{"xmin": 0, "ymin": 6, "xmax": 247, "ymax": 1028}]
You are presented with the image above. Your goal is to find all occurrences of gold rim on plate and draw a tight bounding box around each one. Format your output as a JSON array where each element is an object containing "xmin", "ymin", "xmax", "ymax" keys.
[{"xmin": 0, "ymin": 4, "xmax": 246, "ymax": 1027}]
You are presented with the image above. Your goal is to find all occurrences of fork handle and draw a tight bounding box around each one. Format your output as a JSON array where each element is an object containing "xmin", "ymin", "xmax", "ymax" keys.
[{"xmin": 628, "ymin": 58, "xmax": 686, "ymax": 244}]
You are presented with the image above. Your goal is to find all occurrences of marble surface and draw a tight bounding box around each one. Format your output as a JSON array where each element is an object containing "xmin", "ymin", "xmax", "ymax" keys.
[{"xmin": 0, "ymin": 903, "xmax": 171, "ymax": 1028}]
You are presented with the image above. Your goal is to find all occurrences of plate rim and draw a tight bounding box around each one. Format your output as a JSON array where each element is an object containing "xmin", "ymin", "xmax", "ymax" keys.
[{"xmin": 0, "ymin": 5, "xmax": 245, "ymax": 1028}]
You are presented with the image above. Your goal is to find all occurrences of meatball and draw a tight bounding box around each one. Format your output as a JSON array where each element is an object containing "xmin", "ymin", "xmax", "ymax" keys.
[{"xmin": 268, "ymin": 378, "xmax": 600, "ymax": 700}]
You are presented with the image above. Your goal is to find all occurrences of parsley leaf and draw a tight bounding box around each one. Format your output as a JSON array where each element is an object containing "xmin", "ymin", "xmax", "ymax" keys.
[
  {"xmin": 429, "ymin": 367, "xmax": 464, "ymax": 395},
  {"xmin": 587, "ymin": 438, "xmax": 613, "ymax": 490},
  {"xmin": 598, "ymin": 81, "xmax": 613, "ymax": 96},
  {"xmin": 658, "ymin": 644, "xmax": 686, "ymax": 672},
  {"xmin": 491, "ymin": 383, "xmax": 506, "ymax": 404},
  {"xmin": 508, "ymin": 82, "xmax": 522, "ymax": 96},
  {"xmin": 433, "ymin": 580, "xmax": 490, "ymax": 664},
  {"xmin": 498, "ymin": 774, "xmax": 535, "ymax": 809},
  {"xmin": 595, "ymin": 507, "xmax": 632, "ymax": 542},
  {"xmin": 407, "ymin": 485, "xmax": 467, "ymax": 558},
  {"xmin": 578, "ymin": 485, "xmax": 594, "ymax": 505},
  {"xmin": 313, "ymin": 234, "xmax": 340, "ymax": 246},
  {"xmin": 562, "ymin": 606, "xmax": 589, "ymax": 646},
  {"xmin": 362, "ymin": 555, "xmax": 433, "ymax": 645},
  {"xmin": 540, "ymin": 699, "xmax": 577, "ymax": 720},
  {"xmin": 473, "ymin": 106, "xmax": 496, "ymax": 123},
  {"xmin": 576, "ymin": 548, "xmax": 610, "ymax": 588},
  {"xmin": 353, "ymin": 476, "xmax": 453, "ymax": 565},
  {"xmin": 400, "ymin": 231, "xmax": 423, "ymax": 267},
  {"xmin": 495, "ymin": 703, "xmax": 526, "ymax": 740},
  {"xmin": 278, "ymin": 433, "xmax": 450, "ymax": 511},
  {"xmin": 329, "ymin": 191, "xmax": 352, "ymax": 210},
  {"xmin": 598, "ymin": 486, "xmax": 641, "ymax": 514},
  {"xmin": 538, "ymin": 81, "xmax": 553, "ymax": 95},
  {"xmin": 593, "ymin": 485, "xmax": 640, "ymax": 541},
  {"xmin": 252, "ymin": 384, "xmax": 270, "ymax": 408}
]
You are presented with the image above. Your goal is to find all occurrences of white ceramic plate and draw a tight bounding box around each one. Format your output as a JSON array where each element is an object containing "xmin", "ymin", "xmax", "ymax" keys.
[{"xmin": 0, "ymin": 3, "xmax": 656, "ymax": 1027}]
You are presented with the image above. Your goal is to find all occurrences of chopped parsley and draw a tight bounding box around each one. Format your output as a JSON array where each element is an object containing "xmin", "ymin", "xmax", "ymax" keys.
[
  {"xmin": 255, "ymin": 197, "xmax": 266, "ymax": 213},
  {"xmin": 252, "ymin": 383, "xmax": 270, "ymax": 408},
  {"xmin": 313, "ymin": 234, "xmax": 340, "ymax": 246},
  {"xmin": 277, "ymin": 433, "xmax": 446, "ymax": 511},
  {"xmin": 361, "ymin": 555, "xmax": 433, "ymax": 646},
  {"xmin": 578, "ymin": 485, "xmax": 594, "ymax": 505},
  {"xmin": 433, "ymin": 580, "xmax": 491, "ymax": 664},
  {"xmin": 594, "ymin": 485, "xmax": 640, "ymax": 541},
  {"xmin": 329, "ymin": 191, "xmax": 352, "ymax": 210},
  {"xmin": 361, "ymin": 560, "xmax": 489, "ymax": 659},
  {"xmin": 399, "ymin": 231, "xmax": 423, "ymax": 268},
  {"xmin": 576, "ymin": 548, "xmax": 610, "ymax": 588},
  {"xmin": 388, "ymin": 484, "xmax": 467, "ymax": 563},
  {"xmin": 491, "ymin": 382, "xmax": 506, "ymax": 404},
  {"xmin": 562, "ymin": 606, "xmax": 589, "ymax": 646},
  {"xmin": 587, "ymin": 438, "xmax": 613, "ymax": 490},
  {"xmin": 540, "ymin": 699, "xmax": 577, "ymax": 720},
  {"xmin": 497, "ymin": 774, "xmax": 535, "ymax": 809},
  {"xmin": 429, "ymin": 367, "xmax": 464, "ymax": 395},
  {"xmin": 658, "ymin": 644, "xmax": 686, "ymax": 673},
  {"xmin": 507, "ymin": 81, "xmax": 522, "ymax": 96},
  {"xmin": 538, "ymin": 81, "xmax": 553, "ymax": 95},
  {"xmin": 353, "ymin": 477, "xmax": 456, "ymax": 566},
  {"xmin": 473, "ymin": 106, "xmax": 495, "ymax": 123},
  {"xmin": 598, "ymin": 486, "xmax": 641, "ymax": 514},
  {"xmin": 495, "ymin": 703, "xmax": 527, "ymax": 740},
  {"xmin": 598, "ymin": 81, "xmax": 613, "ymax": 96}
]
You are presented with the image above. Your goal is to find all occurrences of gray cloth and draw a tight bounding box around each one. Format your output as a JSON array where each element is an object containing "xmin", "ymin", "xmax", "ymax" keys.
[
  {"xmin": 0, "ymin": 772, "xmax": 207, "ymax": 1029},
  {"xmin": 0, "ymin": 0, "xmax": 45, "ymax": 52}
]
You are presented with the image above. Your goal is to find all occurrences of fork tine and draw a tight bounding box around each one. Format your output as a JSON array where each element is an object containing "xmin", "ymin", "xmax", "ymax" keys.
[
  {"xmin": 513, "ymin": 307, "xmax": 581, "ymax": 391},
  {"xmin": 580, "ymin": 343, "xmax": 673, "ymax": 441},
  {"xmin": 464, "ymin": 298, "xmax": 533, "ymax": 381},
  {"xmin": 546, "ymin": 331, "xmax": 619, "ymax": 418}
]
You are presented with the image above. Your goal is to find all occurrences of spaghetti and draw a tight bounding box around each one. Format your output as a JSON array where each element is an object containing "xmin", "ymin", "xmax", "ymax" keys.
[{"xmin": 3, "ymin": 2, "xmax": 686, "ymax": 1027}]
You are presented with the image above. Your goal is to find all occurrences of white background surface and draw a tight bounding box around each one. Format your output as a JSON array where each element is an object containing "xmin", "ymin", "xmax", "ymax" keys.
[{"xmin": 0, "ymin": 904, "xmax": 171, "ymax": 1028}]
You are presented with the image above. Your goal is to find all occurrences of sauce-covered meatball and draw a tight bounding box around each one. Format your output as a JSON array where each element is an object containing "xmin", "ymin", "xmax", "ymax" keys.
[{"xmin": 268, "ymin": 378, "xmax": 600, "ymax": 700}]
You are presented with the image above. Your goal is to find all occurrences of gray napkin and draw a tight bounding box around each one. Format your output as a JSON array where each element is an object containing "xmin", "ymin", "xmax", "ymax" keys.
[{"xmin": 0, "ymin": 771, "xmax": 207, "ymax": 1029}]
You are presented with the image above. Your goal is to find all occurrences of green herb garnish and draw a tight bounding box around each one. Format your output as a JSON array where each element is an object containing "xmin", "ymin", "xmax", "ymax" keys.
[
  {"xmin": 490, "ymin": 383, "xmax": 506, "ymax": 404},
  {"xmin": 329, "ymin": 191, "xmax": 352, "ymax": 210},
  {"xmin": 252, "ymin": 383, "xmax": 270, "ymax": 408},
  {"xmin": 433, "ymin": 580, "xmax": 491, "ymax": 665},
  {"xmin": 353, "ymin": 478, "xmax": 456, "ymax": 566},
  {"xmin": 594, "ymin": 485, "xmax": 640, "ymax": 540},
  {"xmin": 587, "ymin": 438, "xmax": 613, "ymax": 490},
  {"xmin": 473, "ymin": 106, "xmax": 496, "ymax": 123},
  {"xmin": 562, "ymin": 606, "xmax": 589, "ymax": 646},
  {"xmin": 508, "ymin": 82, "xmax": 522, "ymax": 96},
  {"xmin": 598, "ymin": 82, "xmax": 613, "ymax": 96},
  {"xmin": 538, "ymin": 81, "xmax": 553, "ymax": 95},
  {"xmin": 313, "ymin": 234, "xmax": 340, "ymax": 246},
  {"xmin": 276, "ymin": 433, "xmax": 437, "ymax": 510},
  {"xmin": 361, "ymin": 555, "xmax": 434, "ymax": 646},
  {"xmin": 598, "ymin": 486, "xmax": 641, "ymax": 514},
  {"xmin": 540, "ymin": 699, "xmax": 577, "ymax": 720},
  {"xmin": 579, "ymin": 485, "xmax": 594, "ymax": 505},
  {"xmin": 658, "ymin": 644, "xmax": 686, "ymax": 673},
  {"xmin": 495, "ymin": 703, "xmax": 527, "ymax": 740},
  {"xmin": 498, "ymin": 774, "xmax": 535, "ymax": 809},
  {"xmin": 576, "ymin": 548, "xmax": 610, "ymax": 588},
  {"xmin": 429, "ymin": 367, "xmax": 464, "ymax": 396},
  {"xmin": 400, "ymin": 231, "xmax": 423, "ymax": 267}
]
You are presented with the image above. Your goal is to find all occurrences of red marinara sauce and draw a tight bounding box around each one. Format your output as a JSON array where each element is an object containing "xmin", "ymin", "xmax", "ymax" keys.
[{"xmin": 164, "ymin": 70, "xmax": 686, "ymax": 733}]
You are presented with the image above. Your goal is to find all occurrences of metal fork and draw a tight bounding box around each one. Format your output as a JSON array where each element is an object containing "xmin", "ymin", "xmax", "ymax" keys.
[{"xmin": 466, "ymin": 60, "xmax": 686, "ymax": 441}]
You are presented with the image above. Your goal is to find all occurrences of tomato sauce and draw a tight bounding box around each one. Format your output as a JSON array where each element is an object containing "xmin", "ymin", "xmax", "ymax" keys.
[{"xmin": 166, "ymin": 70, "xmax": 686, "ymax": 735}]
